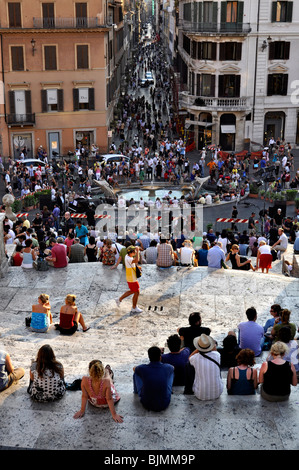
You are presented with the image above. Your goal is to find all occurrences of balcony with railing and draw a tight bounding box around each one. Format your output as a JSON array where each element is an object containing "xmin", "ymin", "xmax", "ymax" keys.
[
  {"xmin": 178, "ymin": 20, "xmax": 251, "ymax": 35},
  {"xmin": 6, "ymin": 114, "xmax": 35, "ymax": 126},
  {"xmin": 33, "ymin": 17, "xmax": 110, "ymax": 29},
  {"xmin": 179, "ymin": 92, "xmax": 250, "ymax": 111}
]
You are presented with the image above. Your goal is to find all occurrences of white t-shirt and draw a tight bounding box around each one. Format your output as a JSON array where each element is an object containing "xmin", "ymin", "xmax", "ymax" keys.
[
  {"xmin": 258, "ymin": 244, "xmax": 271, "ymax": 255},
  {"xmin": 278, "ymin": 233, "xmax": 288, "ymax": 250},
  {"xmin": 180, "ymin": 246, "xmax": 194, "ymax": 265}
]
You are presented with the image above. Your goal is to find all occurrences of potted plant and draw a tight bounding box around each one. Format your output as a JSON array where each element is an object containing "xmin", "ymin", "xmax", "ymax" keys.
[
  {"xmin": 285, "ymin": 189, "xmax": 298, "ymax": 205},
  {"xmin": 249, "ymin": 183, "xmax": 259, "ymax": 198},
  {"xmin": 259, "ymin": 189, "xmax": 265, "ymax": 199},
  {"xmin": 11, "ymin": 198, "xmax": 22, "ymax": 214},
  {"xmin": 22, "ymin": 194, "xmax": 37, "ymax": 211}
]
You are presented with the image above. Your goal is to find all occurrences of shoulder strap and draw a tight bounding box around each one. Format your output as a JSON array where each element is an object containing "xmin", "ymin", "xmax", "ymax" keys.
[{"xmin": 199, "ymin": 352, "xmax": 221, "ymax": 376}]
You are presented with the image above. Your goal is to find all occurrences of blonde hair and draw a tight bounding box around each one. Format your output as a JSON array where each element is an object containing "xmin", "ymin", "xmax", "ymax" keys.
[
  {"xmin": 39, "ymin": 294, "xmax": 49, "ymax": 304},
  {"xmin": 270, "ymin": 341, "xmax": 288, "ymax": 357},
  {"xmin": 89, "ymin": 360, "xmax": 105, "ymax": 380},
  {"xmin": 281, "ymin": 309, "xmax": 291, "ymax": 323},
  {"xmin": 231, "ymin": 244, "xmax": 239, "ymax": 251},
  {"xmin": 65, "ymin": 294, "xmax": 76, "ymax": 305}
]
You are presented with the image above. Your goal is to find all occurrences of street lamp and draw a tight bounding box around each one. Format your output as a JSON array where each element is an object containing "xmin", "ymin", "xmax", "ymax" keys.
[{"xmin": 31, "ymin": 38, "xmax": 37, "ymax": 56}]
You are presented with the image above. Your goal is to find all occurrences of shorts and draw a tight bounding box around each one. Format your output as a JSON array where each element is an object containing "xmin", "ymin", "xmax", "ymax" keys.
[{"xmin": 127, "ymin": 281, "xmax": 140, "ymax": 292}]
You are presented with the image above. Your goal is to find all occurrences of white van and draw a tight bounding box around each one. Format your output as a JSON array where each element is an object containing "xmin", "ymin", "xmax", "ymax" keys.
[
  {"xmin": 99, "ymin": 154, "xmax": 130, "ymax": 166},
  {"xmin": 16, "ymin": 158, "xmax": 47, "ymax": 175}
]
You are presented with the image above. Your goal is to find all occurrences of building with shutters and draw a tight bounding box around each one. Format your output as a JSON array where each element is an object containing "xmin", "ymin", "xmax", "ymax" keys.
[
  {"xmin": 175, "ymin": 0, "xmax": 299, "ymax": 151},
  {"xmin": 0, "ymin": 0, "xmax": 132, "ymax": 159}
]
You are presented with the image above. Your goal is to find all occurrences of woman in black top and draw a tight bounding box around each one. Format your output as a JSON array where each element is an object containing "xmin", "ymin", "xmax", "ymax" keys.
[
  {"xmin": 259, "ymin": 341, "xmax": 297, "ymax": 401},
  {"xmin": 226, "ymin": 244, "xmax": 255, "ymax": 271},
  {"xmin": 84, "ymin": 236, "xmax": 98, "ymax": 262}
]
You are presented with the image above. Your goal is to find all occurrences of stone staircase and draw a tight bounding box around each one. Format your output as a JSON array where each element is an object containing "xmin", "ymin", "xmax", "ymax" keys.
[{"xmin": 0, "ymin": 262, "xmax": 298, "ymax": 450}]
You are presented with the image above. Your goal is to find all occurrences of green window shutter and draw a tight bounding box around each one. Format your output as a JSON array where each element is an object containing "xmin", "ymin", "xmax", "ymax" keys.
[
  {"xmin": 282, "ymin": 75, "xmax": 288, "ymax": 95},
  {"xmin": 267, "ymin": 74, "xmax": 274, "ymax": 95},
  {"xmin": 286, "ymin": 2, "xmax": 293, "ymax": 22},
  {"xmin": 235, "ymin": 75, "xmax": 240, "ymax": 97},
  {"xmin": 212, "ymin": 2, "xmax": 218, "ymax": 23},
  {"xmin": 9, "ymin": 90, "xmax": 15, "ymax": 114},
  {"xmin": 219, "ymin": 43, "xmax": 225, "ymax": 60},
  {"xmin": 57, "ymin": 89, "xmax": 64, "ymax": 111},
  {"xmin": 73, "ymin": 88, "xmax": 79, "ymax": 111},
  {"xmin": 236, "ymin": 42, "xmax": 242, "ymax": 60},
  {"xmin": 25, "ymin": 90, "xmax": 32, "ymax": 115},
  {"xmin": 212, "ymin": 42, "xmax": 217, "ymax": 60},
  {"xmin": 237, "ymin": 1, "xmax": 244, "ymax": 23},
  {"xmin": 284, "ymin": 42, "xmax": 290, "ymax": 60},
  {"xmin": 221, "ymin": 2, "xmax": 227, "ymax": 24},
  {"xmin": 218, "ymin": 75, "xmax": 224, "ymax": 97},
  {"xmin": 41, "ymin": 89, "xmax": 47, "ymax": 112},
  {"xmin": 271, "ymin": 2, "xmax": 277, "ymax": 22},
  {"xmin": 89, "ymin": 88, "xmax": 95, "ymax": 110}
]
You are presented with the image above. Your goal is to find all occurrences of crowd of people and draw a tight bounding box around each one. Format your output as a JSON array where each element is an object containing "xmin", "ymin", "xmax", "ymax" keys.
[
  {"xmin": 1, "ymin": 303, "xmax": 298, "ymax": 420},
  {"xmin": 1, "ymin": 31, "xmax": 299, "ymax": 428}
]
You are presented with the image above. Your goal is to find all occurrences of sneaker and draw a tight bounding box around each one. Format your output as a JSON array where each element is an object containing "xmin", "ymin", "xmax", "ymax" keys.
[
  {"xmin": 115, "ymin": 298, "xmax": 121, "ymax": 307},
  {"xmin": 131, "ymin": 306, "xmax": 143, "ymax": 313}
]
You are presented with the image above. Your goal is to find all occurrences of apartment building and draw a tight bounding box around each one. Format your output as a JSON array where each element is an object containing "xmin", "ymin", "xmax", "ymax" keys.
[
  {"xmin": 175, "ymin": 0, "xmax": 299, "ymax": 151},
  {"xmin": 0, "ymin": 0, "xmax": 128, "ymax": 159}
]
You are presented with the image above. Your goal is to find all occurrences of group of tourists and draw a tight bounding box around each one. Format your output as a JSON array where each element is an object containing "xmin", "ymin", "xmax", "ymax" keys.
[{"xmin": 1, "ymin": 302, "xmax": 298, "ymax": 421}]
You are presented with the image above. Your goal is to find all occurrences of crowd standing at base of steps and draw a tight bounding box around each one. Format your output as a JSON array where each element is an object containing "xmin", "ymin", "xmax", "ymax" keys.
[{"xmin": 1, "ymin": 295, "xmax": 298, "ymax": 419}]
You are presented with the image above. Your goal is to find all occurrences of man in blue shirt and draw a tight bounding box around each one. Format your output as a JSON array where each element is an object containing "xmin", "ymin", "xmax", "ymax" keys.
[
  {"xmin": 238, "ymin": 307, "xmax": 264, "ymax": 356},
  {"xmin": 133, "ymin": 346, "xmax": 174, "ymax": 411},
  {"xmin": 161, "ymin": 334, "xmax": 190, "ymax": 386},
  {"xmin": 207, "ymin": 242, "xmax": 225, "ymax": 268}
]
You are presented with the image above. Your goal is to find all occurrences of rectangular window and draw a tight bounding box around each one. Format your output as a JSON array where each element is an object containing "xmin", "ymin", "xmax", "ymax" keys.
[
  {"xmin": 269, "ymin": 41, "xmax": 290, "ymax": 60},
  {"xmin": 201, "ymin": 74, "xmax": 215, "ymax": 96},
  {"xmin": 219, "ymin": 42, "xmax": 242, "ymax": 61},
  {"xmin": 267, "ymin": 74, "xmax": 288, "ymax": 95},
  {"xmin": 41, "ymin": 88, "xmax": 63, "ymax": 112},
  {"xmin": 11, "ymin": 46, "xmax": 24, "ymax": 71},
  {"xmin": 77, "ymin": 45, "xmax": 89, "ymax": 69},
  {"xmin": 76, "ymin": 2, "xmax": 87, "ymax": 27},
  {"xmin": 8, "ymin": 2, "xmax": 21, "ymax": 27},
  {"xmin": 218, "ymin": 75, "xmax": 241, "ymax": 97},
  {"xmin": 203, "ymin": 1, "xmax": 214, "ymax": 23},
  {"xmin": 44, "ymin": 45, "xmax": 57, "ymax": 70},
  {"xmin": 226, "ymin": 1, "xmax": 238, "ymax": 22},
  {"xmin": 198, "ymin": 42, "xmax": 217, "ymax": 60},
  {"xmin": 272, "ymin": 1, "xmax": 293, "ymax": 22},
  {"xmin": 42, "ymin": 3, "xmax": 55, "ymax": 28},
  {"xmin": 73, "ymin": 87, "xmax": 95, "ymax": 110}
]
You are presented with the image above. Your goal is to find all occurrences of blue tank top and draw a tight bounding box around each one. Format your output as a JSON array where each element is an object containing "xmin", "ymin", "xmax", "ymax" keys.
[
  {"xmin": 31, "ymin": 311, "xmax": 49, "ymax": 331},
  {"xmin": 22, "ymin": 251, "xmax": 33, "ymax": 265},
  {"xmin": 229, "ymin": 367, "xmax": 255, "ymax": 395}
]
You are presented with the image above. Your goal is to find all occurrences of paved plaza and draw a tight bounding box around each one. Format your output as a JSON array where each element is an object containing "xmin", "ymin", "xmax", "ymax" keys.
[{"xmin": 0, "ymin": 252, "xmax": 299, "ymax": 452}]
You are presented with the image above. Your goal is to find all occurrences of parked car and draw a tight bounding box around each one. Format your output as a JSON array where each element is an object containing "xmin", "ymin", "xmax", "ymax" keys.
[
  {"xmin": 16, "ymin": 158, "xmax": 47, "ymax": 175},
  {"xmin": 98, "ymin": 154, "xmax": 130, "ymax": 167},
  {"xmin": 145, "ymin": 72, "xmax": 154, "ymax": 84},
  {"xmin": 140, "ymin": 79, "xmax": 150, "ymax": 88}
]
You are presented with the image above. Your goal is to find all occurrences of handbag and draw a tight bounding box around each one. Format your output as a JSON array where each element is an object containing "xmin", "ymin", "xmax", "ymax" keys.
[
  {"xmin": 135, "ymin": 265, "xmax": 142, "ymax": 278},
  {"xmin": 36, "ymin": 257, "xmax": 49, "ymax": 271}
]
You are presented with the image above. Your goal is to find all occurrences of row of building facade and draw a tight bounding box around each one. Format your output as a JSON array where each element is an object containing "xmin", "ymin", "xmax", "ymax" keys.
[
  {"xmin": 157, "ymin": 0, "xmax": 299, "ymax": 151},
  {"xmin": 1, "ymin": 0, "xmax": 299, "ymax": 158}
]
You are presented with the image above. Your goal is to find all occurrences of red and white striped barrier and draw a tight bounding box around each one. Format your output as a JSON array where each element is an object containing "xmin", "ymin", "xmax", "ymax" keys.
[
  {"xmin": 70, "ymin": 213, "xmax": 111, "ymax": 219},
  {"xmin": 216, "ymin": 218, "xmax": 249, "ymax": 223},
  {"xmin": 216, "ymin": 218, "xmax": 259, "ymax": 224},
  {"xmin": 16, "ymin": 213, "xmax": 29, "ymax": 218}
]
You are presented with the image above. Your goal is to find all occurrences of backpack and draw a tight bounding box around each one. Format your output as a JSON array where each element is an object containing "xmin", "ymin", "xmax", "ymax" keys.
[{"xmin": 102, "ymin": 248, "xmax": 116, "ymax": 265}]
